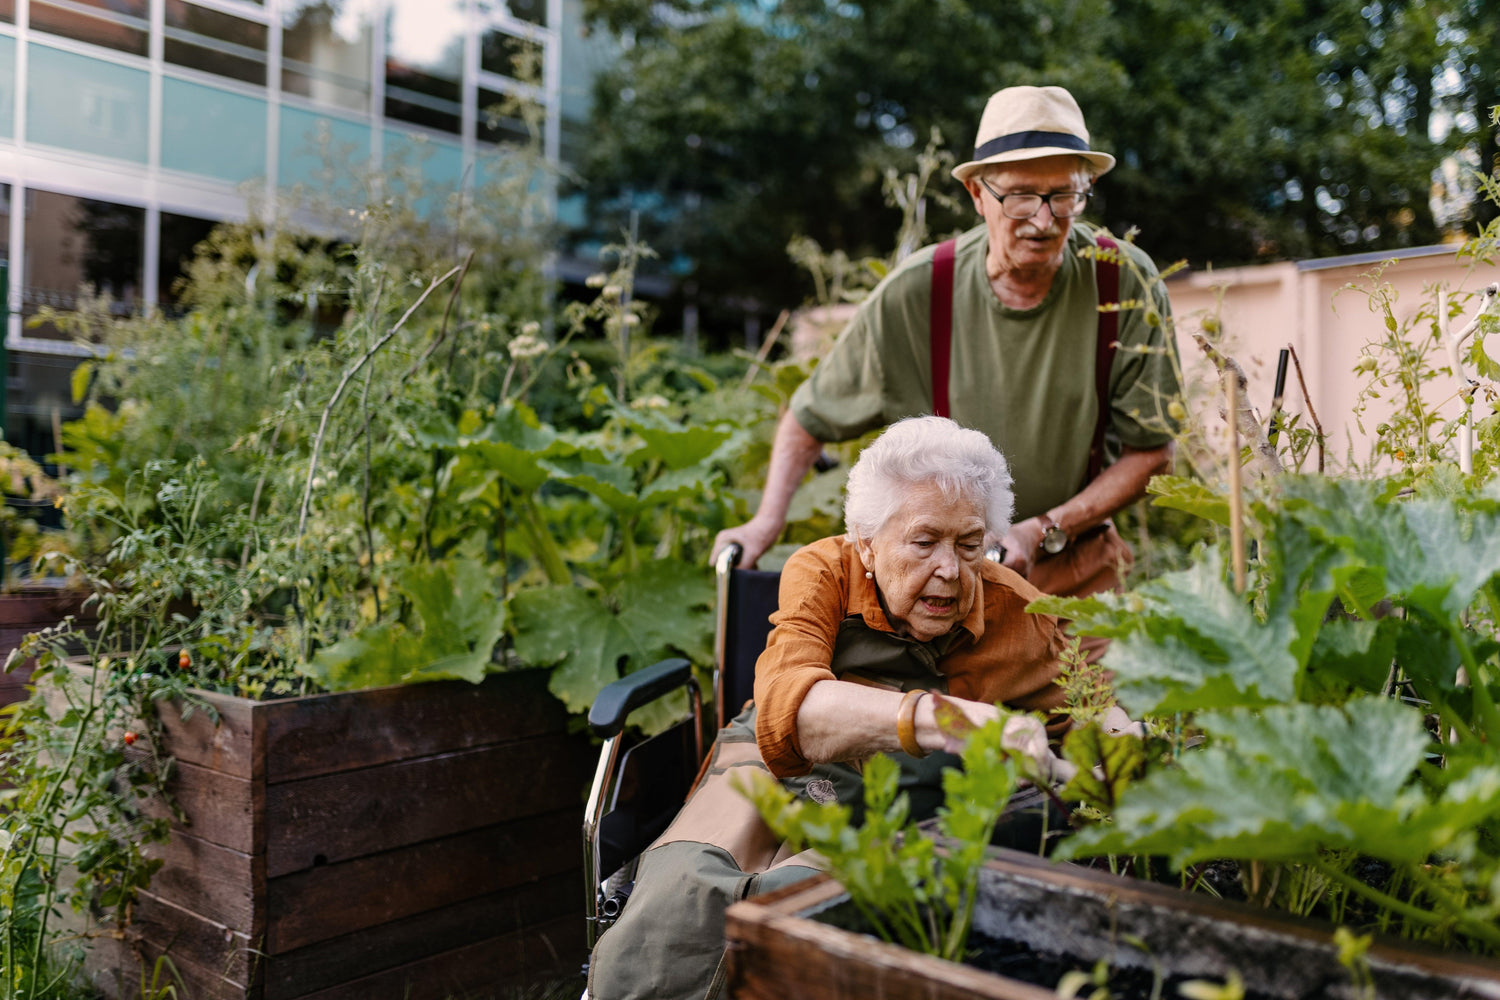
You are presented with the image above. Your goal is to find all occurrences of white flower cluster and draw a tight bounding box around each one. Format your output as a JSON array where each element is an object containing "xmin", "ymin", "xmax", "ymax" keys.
[{"xmin": 508, "ymin": 330, "xmax": 548, "ymax": 361}]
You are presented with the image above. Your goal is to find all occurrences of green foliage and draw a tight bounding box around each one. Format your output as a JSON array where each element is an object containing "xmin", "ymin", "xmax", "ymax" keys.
[
  {"xmin": 740, "ymin": 710, "xmax": 1021, "ymax": 962},
  {"xmin": 0, "ymin": 443, "xmax": 64, "ymax": 588},
  {"xmin": 305, "ymin": 557, "xmax": 509, "ymax": 689},
  {"xmin": 576, "ymin": 0, "xmax": 1490, "ymax": 315},
  {"xmin": 1037, "ymin": 475, "xmax": 1500, "ymax": 954},
  {"xmin": 1, "ymin": 117, "xmax": 788, "ymax": 995}
]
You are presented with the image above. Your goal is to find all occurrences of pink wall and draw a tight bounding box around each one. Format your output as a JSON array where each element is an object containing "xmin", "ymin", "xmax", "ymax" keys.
[{"xmin": 1165, "ymin": 245, "xmax": 1498, "ymax": 471}]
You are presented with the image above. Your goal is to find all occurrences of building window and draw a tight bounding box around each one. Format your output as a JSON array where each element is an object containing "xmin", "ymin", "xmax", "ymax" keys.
[
  {"xmin": 478, "ymin": 0, "xmax": 545, "ymax": 28},
  {"xmin": 159, "ymin": 211, "xmax": 219, "ymax": 311},
  {"xmin": 0, "ymin": 0, "xmax": 14, "ymax": 24},
  {"xmin": 0, "ymin": 35, "xmax": 15, "ymax": 139},
  {"xmin": 480, "ymin": 27, "xmax": 542, "ymax": 83},
  {"xmin": 478, "ymin": 88, "xmax": 536, "ymax": 146},
  {"xmin": 384, "ymin": 0, "xmax": 464, "ymax": 135},
  {"xmin": 279, "ymin": 104, "xmax": 372, "ymax": 194},
  {"xmin": 23, "ymin": 190, "xmax": 144, "ymax": 338},
  {"xmin": 28, "ymin": 43, "xmax": 150, "ymax": 163},
  {"xmin": 282, "ymin": 0, "xmax": 375, "ymax": 112},
  {"xmin": 164, "ymin": 1, "xmax": 269, "ymax": 87},
  {"xmin": 30, "ymin": 0, "xmax": 149, "ymax": 57},
  {"xmin": 161, "ymin": 76, "xmax": 268, "ymax": 183}
]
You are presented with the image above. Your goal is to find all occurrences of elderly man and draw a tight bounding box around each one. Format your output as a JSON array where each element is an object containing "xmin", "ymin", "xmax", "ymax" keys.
[{"xmin": 714, "ymin": 85, "xmax": 1180, "ymax": 598}]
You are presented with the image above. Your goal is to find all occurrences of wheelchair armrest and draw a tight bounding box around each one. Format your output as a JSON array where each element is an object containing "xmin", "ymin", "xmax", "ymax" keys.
[{"xmin": 588, "ymin": 657, "xmax": 694, "ymax": 739}]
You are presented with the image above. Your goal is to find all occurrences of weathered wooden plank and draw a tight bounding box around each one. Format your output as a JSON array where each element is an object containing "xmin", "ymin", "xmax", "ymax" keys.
[
  {"xmin": 265, "ymin": 807, "xmax": 580, "ymax": 954},
  {"xmin": 261, "ymin": 868, "xmax": 578, "ymax": 1000},
  {"xmin": 82, "ymin": 928, "xmax": 254, "ymax": 1000},
  {"xmin": 259, "ymin": 669, "xmax": 569, "ymax": 783},
  {"xmin": 264, "ymin": 733, "xmax": 592, "ymax": 876},
  {"xmin": 135, "ymin": 758, "xmax": 258, "ymax": 855},
  {"xmin": 724, "ymin": 875, "xmax": 1057, "ymax": 1000},
  {"xmin": 0, "ymin": 668, "xmax": 31, "ymax": 705},
  {"xmin": 144, "ymin": 828, "xmax": 262, "ymax": 938},
  {"xmin": 158, "ymin": 690, "xmax": 262, "ymax": 780},
  {"xmin": 127, "ymin": 889, "xmax": 259, "ymax": 989},
  {"xmin": 284, "ymin": 913, "xmax": 583, "ymax": 1000}
]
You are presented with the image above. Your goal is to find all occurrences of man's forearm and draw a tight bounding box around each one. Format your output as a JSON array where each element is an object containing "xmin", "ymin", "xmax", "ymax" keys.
[
  {"xmin": 751, "ymin": 410, "xmax": 826, "ymax": 528},
  {"xmin": 1046, "ymin": 441, "xmax": 1174, "ymax": 537}
]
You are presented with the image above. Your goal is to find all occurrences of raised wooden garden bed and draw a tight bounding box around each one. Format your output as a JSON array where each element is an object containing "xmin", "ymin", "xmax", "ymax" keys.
[
  {"xmin": 78, "ymin": 668, "xmax": 594, "ymax": 1000},
  {"xmin": 0, "ymin": 585, "xmax": 90, "ymax": 711},
  {"xmin": 724, "ymin": 847, "xmax": 1500, "ymax": 1000}
]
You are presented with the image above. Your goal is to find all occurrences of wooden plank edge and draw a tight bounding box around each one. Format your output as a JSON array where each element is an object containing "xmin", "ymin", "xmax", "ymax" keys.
[
  {"xmin": 978, "ymin": 846, "xmax": 1500, "ymax": 983},
  {"xmin": 724, "ymin": 883, "xmax": 1057, "ymax": 1000},
  {"xmin": 281, "ymin": 914, "xmax": 584, "ymax": 1000}
]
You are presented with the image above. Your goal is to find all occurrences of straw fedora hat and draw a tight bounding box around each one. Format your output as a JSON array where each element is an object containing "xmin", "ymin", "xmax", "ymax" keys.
[{"xmin": 951, "ymin": 85, "xmax": 1115, "ymax": 183}]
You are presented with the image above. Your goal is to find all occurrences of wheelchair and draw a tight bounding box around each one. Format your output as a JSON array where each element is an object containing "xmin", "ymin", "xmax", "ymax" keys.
[{"xmin": 580, "ymin": 542, "xmax": 780, "ymax": 958}]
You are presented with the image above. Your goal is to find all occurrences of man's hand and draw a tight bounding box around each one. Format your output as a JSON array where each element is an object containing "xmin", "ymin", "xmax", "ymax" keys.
[
  {"xmin": 999, "ymin": 516, "xmax": 1047, "ymax": 578},
  {"xmin": 711, "ymin": 517, "xmax": 782, "ymax": 569}
]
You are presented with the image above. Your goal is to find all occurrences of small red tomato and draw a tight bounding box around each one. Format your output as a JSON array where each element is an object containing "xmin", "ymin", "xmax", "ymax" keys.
[
  {"xmin": 123, "ymin": 732, "xmax": 138, "ymax": 746},
  {"xmin": 179, "ymin": 649, "xmax": 191, "ymax": 670}
]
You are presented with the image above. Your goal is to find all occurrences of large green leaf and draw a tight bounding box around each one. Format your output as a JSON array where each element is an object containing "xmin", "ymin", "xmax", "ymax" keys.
[
  {"xmin": 612, "ymin": 560, "xmax": 715, "ymax": 665},
  {"xmin": 1038, "ymin": 550, "xmax": 1301, "ymax": 715},
  {"xmin": 542, "ymin": 455, "xmax": 640, "ymax": 515},
  {"xmin": 509, "ymin": 585, "xmax": 644, "ymax": 713},
  {"xmin": 620, "ymin": 410, "xmax": 739, "ymax": 470},
  {"xmin": 302, "ymin": 557, "xmax": 506, "ymax": 690},
  {"xmin": 1281, "ymin": 477, "xmax": 1500, "ymax": 622},
  {"xmin": 1147, "ymin": 475, "xmax": 1230, "ymax": 526},
  {"xmin": 462, "ymin": 404, "xmax": 577, "ymax": 492},
  {"xmin": 638, "ymin": 464, "xmax": 723, "ymax": 509},
  {"xmin": 1304, "ymin": 617, "xmax": 1398, "ymax": 695},
  {"xmin": 1060, "ymin": 697, "xmax": 1500, "ymax": 869},
  {"xmin": 509, "ymin": 565, "xmax": 716, "ymax": 730}
]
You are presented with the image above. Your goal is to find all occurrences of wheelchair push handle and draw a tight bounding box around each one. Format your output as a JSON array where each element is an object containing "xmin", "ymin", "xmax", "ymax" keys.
[{"xmin": 716, "ymin": 542, "xmax": 744, "ymax": 574}]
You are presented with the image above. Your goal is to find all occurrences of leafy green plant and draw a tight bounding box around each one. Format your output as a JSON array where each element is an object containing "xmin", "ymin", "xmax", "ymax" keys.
[
  {"xmin": 1034, "ymin": 474, "xmax": 1500, "ymax": 954},
  {"xmin": 0, "ymin": 443, "xmax": 65, "ymax": 588},
  {"xmin": 739, "ymin": 703, "xmax": 1022, "ymax": 962},
  {"xmin": 0, "ymin": 127, "xmax": 767, "ymax": 996}
]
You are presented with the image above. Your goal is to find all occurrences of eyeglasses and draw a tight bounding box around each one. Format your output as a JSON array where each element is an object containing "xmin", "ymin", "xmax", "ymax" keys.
[{"xmin": 977, "ymin": 177, "xmax": 1091, "ymax": 220}]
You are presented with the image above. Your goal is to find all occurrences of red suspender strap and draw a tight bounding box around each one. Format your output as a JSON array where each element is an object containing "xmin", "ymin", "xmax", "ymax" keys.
[
  {"xmin": 929, "ymin": 239, "xmax": 957, "ymax": 419},
  {"xmin": 1089, "ymin": 236, "xmax": 1120, "ymax": 484}
]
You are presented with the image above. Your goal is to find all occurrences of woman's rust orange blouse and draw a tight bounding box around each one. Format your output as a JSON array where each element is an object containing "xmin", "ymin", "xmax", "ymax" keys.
[{"xmin": 753, "ymin": 534, "xmax": 1069, "ymax": 777}]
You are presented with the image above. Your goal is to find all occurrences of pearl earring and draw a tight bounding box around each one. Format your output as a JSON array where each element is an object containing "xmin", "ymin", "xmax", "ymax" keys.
[{"xmin": 865, "ymin": 570, "xmax": 873, "ymax": 580}]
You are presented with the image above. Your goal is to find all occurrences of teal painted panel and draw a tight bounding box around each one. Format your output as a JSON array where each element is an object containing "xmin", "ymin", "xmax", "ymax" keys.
[
  {"xmin": 0, "ymin": 35, "xmax": 15, "ymax": 139},
  {"xmin": 384, "ymin": 127, "xmax": 465, "ymax": 217},
  {"xmin": 27, "ymin": 43, "xmax": 149, "ymax": 163},
  {"xmin": 279, "ymin": 105, "xmax": 371, "ymax": 192},
  {"xmin": 161, "ymin": 76, "xmax": 266, "ymax": 183},
  {"xmin": 384, "ymin": 128, "xmax": 464, "ymax": 186}
]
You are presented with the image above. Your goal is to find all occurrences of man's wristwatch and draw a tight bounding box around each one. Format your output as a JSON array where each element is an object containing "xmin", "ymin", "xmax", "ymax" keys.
[{"xmin": 1040, "ymin": 514, "xmax": 1068, "ymax": 555}]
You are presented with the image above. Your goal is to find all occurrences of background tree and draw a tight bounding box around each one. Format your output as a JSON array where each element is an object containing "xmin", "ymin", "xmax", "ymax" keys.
[{"xmin": 573, "ymin": 0, "xmax": 1498, "ymax": 331}]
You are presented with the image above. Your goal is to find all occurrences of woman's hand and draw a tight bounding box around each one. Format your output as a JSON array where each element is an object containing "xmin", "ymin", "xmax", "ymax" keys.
[
  {"xmin": 999, "ymin": 714, "xmax": 1077, "ymax": 785},
  {"xmin": 931, "ymin": 698, "xmax": 1075, "ymax": 786},
  {"xmin": 1100, "ymin": 705, "xmax": 1146, "ymax": 738}
]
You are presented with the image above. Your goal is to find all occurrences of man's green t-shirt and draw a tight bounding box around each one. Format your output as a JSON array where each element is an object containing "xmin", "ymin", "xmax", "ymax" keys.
[{"xmin": 790, "ymin": 222, "xmax": 1181, "ymax": 521}]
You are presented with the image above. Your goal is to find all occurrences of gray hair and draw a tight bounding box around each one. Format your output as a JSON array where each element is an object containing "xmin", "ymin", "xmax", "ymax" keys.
[{"xmin": 844, "ymin": 416, "xmax": 1014, "ymax": 543}]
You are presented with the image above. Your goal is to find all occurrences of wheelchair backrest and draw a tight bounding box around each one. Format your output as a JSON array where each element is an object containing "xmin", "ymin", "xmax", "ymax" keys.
[{"xmin": 714, "ymin": 548, "xmax": 781, "ymax": 730}]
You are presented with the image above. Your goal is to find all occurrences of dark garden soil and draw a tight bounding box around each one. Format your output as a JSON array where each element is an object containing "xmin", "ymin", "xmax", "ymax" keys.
[
  {"xmin": 967, "ymin": 931, "xmax": 1279, "ymax": 1000},
  {"xmin": 813, "ymin": 897, "xmax": 1275, "ymax": 1000}
]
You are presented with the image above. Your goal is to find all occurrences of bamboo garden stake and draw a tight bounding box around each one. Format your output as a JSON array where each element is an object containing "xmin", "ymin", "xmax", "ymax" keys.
[{"xmin": 1227, "ymin": 374, "xmax": 1246, "ymax": 594}]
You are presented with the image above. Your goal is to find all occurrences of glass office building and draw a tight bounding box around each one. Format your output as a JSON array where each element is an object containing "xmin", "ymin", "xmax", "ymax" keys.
[{"xmin": 0, "ymin": 0, "xmax": 605, "ymax": 459}]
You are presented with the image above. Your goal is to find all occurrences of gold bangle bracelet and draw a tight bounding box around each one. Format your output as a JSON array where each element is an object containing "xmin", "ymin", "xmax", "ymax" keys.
[{"xmin": 897, "ymin": 689, "xmax": 930, "ymax": 759}]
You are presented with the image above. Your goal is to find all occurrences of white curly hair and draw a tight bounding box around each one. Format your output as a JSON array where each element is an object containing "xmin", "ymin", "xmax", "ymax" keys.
[{"xmin": 843, "ymin": 416, "xmax": 1014, "ymax": 544}]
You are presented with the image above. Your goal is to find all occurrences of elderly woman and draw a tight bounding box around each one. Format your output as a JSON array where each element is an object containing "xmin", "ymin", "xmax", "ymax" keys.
[{"xmin": 588, "ymin": 416, "xmax": 1070, "ymax": 1000}]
